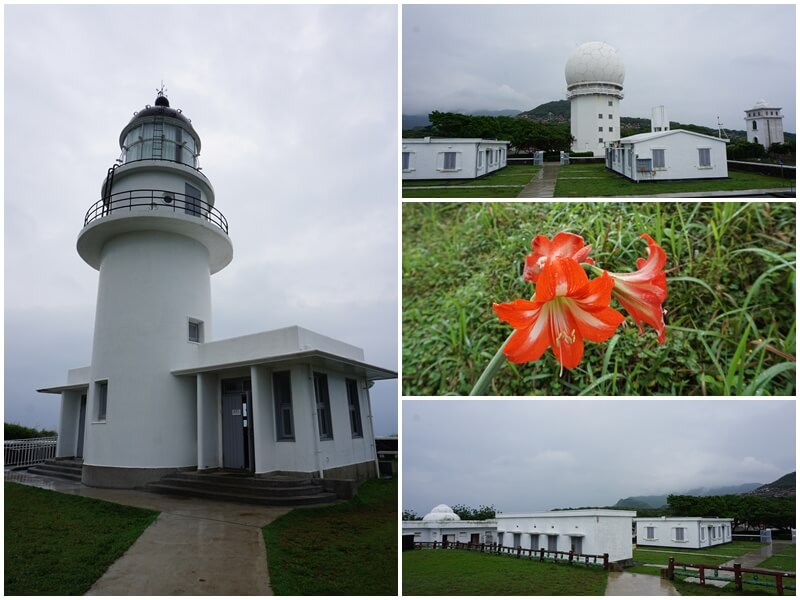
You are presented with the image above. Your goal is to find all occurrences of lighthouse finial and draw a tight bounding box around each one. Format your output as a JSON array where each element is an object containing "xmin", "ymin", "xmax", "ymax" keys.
[{"xmin": 154, "ymin": 82, "xmax": 170, "ymax": 107}]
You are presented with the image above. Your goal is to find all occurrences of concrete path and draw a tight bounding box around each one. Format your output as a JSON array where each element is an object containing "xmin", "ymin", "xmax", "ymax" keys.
[
  {"xmin": 518, "ymin": 162, "xmax": 560, "ymax": 198},
  {"xmin": 604, "ymin": 571, "xmax": 681, "ymax": 595},
  {"xmin": 6, "ymin": 469, "xmax": 293, "ymax": 595}
]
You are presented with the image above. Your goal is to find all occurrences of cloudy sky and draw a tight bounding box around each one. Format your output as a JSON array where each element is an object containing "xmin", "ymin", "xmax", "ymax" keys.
[
  {"xmin": 403, "ymin": 4, "xmax": 796, "ymax": 132},
  {"xmin": 403, "ymin": 400, "xmax": 795, "ymax": 515},
  {"xmin": 5, "ymin": 5, "xmax": 398, "ymax": 434}
]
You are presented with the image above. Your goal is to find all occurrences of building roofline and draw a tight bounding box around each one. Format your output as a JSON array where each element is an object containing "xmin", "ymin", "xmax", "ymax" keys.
[
  {"xmin": 617, "ymin": 128, "xmax": 729, "ymax": 144},
  {"xmin": 497, "ymin": 509, "xmax": 637, "ymax": 518},
  {"xmin": 402, "ymin": 137, "xmax": 510, "ymax": 144}
]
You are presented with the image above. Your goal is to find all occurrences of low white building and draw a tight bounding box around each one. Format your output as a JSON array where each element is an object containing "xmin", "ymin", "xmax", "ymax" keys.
[
  {"xmin": 636, "ymin": 517, "xmax": 733, "ymax": 549},
  {"xmin": 496, "ymin": 509, "xmax": 636, "ymax": 563},
  {"xmin": 402, "ymin": 504, "xmax": 496, "ymax": 545},
  {"xmin": 402, "ymin": 137, "xmax": 509, "ymax": 180},
  {"xmin": 606, "ymin": 129, "xmax": 729, "ymax": 182}
]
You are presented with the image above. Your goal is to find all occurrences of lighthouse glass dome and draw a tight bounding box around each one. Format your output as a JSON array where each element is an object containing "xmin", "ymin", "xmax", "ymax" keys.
[{"xmin": 122, "ymin": 122, "xmax": 198, "ymax": 166}]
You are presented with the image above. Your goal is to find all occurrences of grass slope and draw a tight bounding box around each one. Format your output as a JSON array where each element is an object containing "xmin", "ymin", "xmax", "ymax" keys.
[
  {"xmin": 402, "ymin": 202, "xmax": 796, "ymax": 396},
  {"xmin": 403, "ymin": 165, "xmax": 539, "ymax": 198},
  {"xmin": 4, "ymin": 482, "xmax": 158, "ymax": 595},
  {"xmin": 262, "ymin": 478, "xmax": 397, "ymax": 595},
  {"xmin": 403, "ymin": 549, "xmax": 608, "ymax": 595},
  {"xmin": 554, "ymin": 163, "xmax": 791, "ymax": 197}
]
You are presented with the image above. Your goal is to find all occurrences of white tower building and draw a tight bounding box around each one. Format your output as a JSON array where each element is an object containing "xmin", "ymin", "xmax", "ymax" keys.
[
  {"xmin": 565, "ymin": 42, "xmax": 625, "ymax": 156},
  {"xmin": 745, "ymin": 100, "xmax": 784, "ymax": 149},
  {"xmin": 76, "ymin": 91, "xmax": 233, "ymax": 485}
]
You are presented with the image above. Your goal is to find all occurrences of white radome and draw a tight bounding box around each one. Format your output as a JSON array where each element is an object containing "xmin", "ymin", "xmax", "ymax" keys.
[
  {"xmin": 565, "ymin": 41, "xmax": 625, "ymax": 87},
  {"xmin": 422, "ymin": 504, "xmax": 462, "ymax": 521}
]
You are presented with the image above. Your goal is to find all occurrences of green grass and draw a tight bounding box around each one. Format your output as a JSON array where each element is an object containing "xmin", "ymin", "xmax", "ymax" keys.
[
  {"xmin": 554, "ymin": 163, "xmax": 794, "ymax": 196},
  {"xmin": 402, "ymin": 202, "xmax": 796, "ymax": 396},
  {"xmin": 757, "ymin": 544, "xmax": 796, "ymax": 572},
  {"xmin": 633, "ymin": 541, "xmax": 768, "ymax": 568},
  {"xmin": 403, "ymin": 548, "xmax": 608, "ymax": 595},
  {"xmin": 4, "ymin": 482, "xmax": 159, "ymax": 595},
  {"xmin": 403, "ymin": 165, "xmax": 539, "ymax": 198},
  {"xmin": 262, "ymin": 478, "xmax": 397, "ymax": 595}
]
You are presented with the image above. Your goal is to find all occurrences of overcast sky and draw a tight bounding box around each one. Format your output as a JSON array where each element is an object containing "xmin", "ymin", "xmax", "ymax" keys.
[
  {"xmin": 403, "ymin": 4, "xmax": 796, "ymax": 133},
  {"xmin": 5, "ymin": 5, "xmax": 398, "ymax": 435},
  {"xmin": 403, "ymin": 400, "xmax": 795, "ymax": 515}
]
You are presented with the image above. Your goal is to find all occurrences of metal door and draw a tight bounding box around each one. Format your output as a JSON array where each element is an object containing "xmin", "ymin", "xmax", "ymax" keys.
[
  {"xmin": 222, "ymin": 393, "xmax": 245, "ymax": 469},
  {"xmin": 571, "ymin": 536, "xmax": 582, "ymax": 555},
  {"xmin": 76, "ymin": 395, "xmax": 87, "ymax": 458}
]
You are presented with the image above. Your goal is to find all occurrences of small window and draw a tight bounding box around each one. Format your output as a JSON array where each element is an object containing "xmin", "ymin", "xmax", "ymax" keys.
[
  {"xmin": 652, "ymin": 149, "xmax": 666, "ymax": 169},
  {"xmin": 609, "ymin": 126, "xmax": 613, "ymax": 132},
  {"xmin": 698, "ymin": 147, "xmax": 711, "ymax": 167},
  {"xmin": 443, "ymin": 152, "xmax": 457, "ymax": 170},
  {"xmin": 96, "ymin": 381, "xmax": 108, "ymax": 421},
  {"xmin": 674, "ymin": 527, "xmax": 686, "ymax": 542},
  {"xmin": 598, "ymin": 126, "xmax": 603, "ymax": 132},
  {"xmin": 608, "ymin": 100, "xmax": 613, "ymax": 107},
  {"xmin": 188, "ymin": 320, "xmax": 203, "ymax": 343},
  {"xmin": 402, "ymin": 152, "xmax": 410, "ymax": 170},
  {"xmin": 608, "ymin": 114, "xmax": 612, "ymax": 119},
  {"xmin": 477, "ymin": 152, "xmax": 482, "ymax": 167},
  {"xmin": 645, "ymin": 526, "xmax": 655, "ymax": 539},
  {"xmin": 598, "ymin": 113, "xmax": 603, "ymax": 119},
  {"xmin": 752, "ymin": 121, "xmax": 758, "ymax": 130},
  {"xmin": 273, "ymin": 371, "xmax": 294, "ymax": 441},
  {"xmin": 598, "ymin": 137, "xmax": 603, "ymax": 143},
  {"xmin": 313, "ymin": 372, "xmax": 333, "ymax": 440},
  {"xmin": 346, "ymin": 378, "xmax": 364, "ymax": 438}
]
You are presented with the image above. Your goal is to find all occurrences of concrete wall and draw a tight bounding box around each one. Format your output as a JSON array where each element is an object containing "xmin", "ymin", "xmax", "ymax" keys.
[
  {"xmin": 610, "ymin": 133, "xmax": 728, "ymax": 181},
  {"xmin": 56, "ymin": 390, "xmax": 83, "ymax": 458},
  {"xmin": 571, "ymin": 95, "xmax": 620, "ymax": 156},
  {"xmin": 636, "ymin": 518, "xmax": 733, "ymax": 549},
  {"xmin": 402, "ymin": 140, "xmax": 509, "ymax": 180},
  {"xmin": 402, "ymin": 521, "xmax": 497, "ymax": 544}
]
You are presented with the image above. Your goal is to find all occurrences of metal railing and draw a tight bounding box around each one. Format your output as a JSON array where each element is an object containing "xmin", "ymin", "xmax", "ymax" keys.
[
  {"xmin": 414, "ymin": 540, "xmax": 610, "ymax": 569},
  {"xmin": 4, "ymin": 437, "xmax": 57, "ymax": 468},
  {"xmin": 84, "ymin": 189, "xmax": 228, "ymax": 234}
]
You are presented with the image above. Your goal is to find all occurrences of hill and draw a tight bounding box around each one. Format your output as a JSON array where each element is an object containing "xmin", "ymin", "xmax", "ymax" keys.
[
  {"xmin": 744, "ymin": 472, "xmax": 795, "ymax": 498},
  {"xmin": 613, "ymin": 482, "xmax": 763, "ymax": 509},
  {"xmin": 517, "ymin": 100, "xmax": 569, "ymax": 123}
]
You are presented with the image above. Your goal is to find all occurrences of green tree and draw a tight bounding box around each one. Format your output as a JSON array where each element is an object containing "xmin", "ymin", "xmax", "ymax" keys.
[
  {"xmin": 402, "ymin": 509, "xmax": 422, "ymax": 521},
  {"xmin": 451, "ymin": 504, "xmax": 497, "ymax": 520},
  {"xmin": 5, "ymin": 422, "xmax": 57, "ymax": 440}
]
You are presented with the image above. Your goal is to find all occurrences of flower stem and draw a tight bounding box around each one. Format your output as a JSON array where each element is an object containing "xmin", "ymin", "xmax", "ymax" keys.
[{"xmin": 469, "ymin": 334, "xmax": 512, "ymax": 396}]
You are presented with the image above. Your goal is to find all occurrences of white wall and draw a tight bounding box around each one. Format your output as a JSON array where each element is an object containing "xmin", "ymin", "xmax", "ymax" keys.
[
  {"xmin": 636, "ymin": 519, "xmax": 733, "ymax": 549},
  {"xmin": 56, "ymin": 390, "xmax": 82, "ymax": 457},
  {"xmin": 610, "ymin": 132, "xmax": 728, "ymax": 181},
  {"xmin": 402, "ymin": 140, "xmax": 509, "ymax": 180},
  {"xmin": 401, "ymin": 521, "xmax": 496, "ymax": 544},
  {"xmin": 571, "ymin": 95, "xmax": 620, "ymax": 156}
]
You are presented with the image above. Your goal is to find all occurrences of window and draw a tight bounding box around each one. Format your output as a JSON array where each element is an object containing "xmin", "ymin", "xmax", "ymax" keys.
[
  {"xmin": 96, "ymin": 381, "xmax": 108, "ymax": 421},
  {"xmin": 674, "ymin": 527, "xmax": 686, "ymax": 542},
  {"xmin": 698, "ymin": 147, "xmax": 711, "ymax": 167},
  {"xmin": 608, "ymin": 114, "xmax": 613, "ymax": 119},
  {"xmin": 188, "ymin": 319, "xmax": 203, "ymax": 343},
  {"xmin": 652, "ymin": 149, "xmax": 666, "ymax": 169},
  {"xmin": 477, "ymin": 152, "xmax": 482, "ymax": 168},
  {"xmin": 752, "ymin": 121, "xmax": 758, "ymax": 130},
  {"xmin": 598, "ymin": 113, "xmax": 603, "ymax": 119},
  {"xmin": 443, "ymin": 152, "xmax": 457, "ymax": 170},
  {"xmin": 609, "ymin": 126, "xmax": 614, "ymax": 132},
  {"xmin": 608, "ymin": 100, "xmax": 613, "ymax": 107},
  {"xmin": 346, "ymin": 378, "xmax": 364, "ymax": 438},
  {"xmin": 313, "ymin": 372, "xmax": 333, "ymax": 440},
  {"xmin": 402, "ymin": 152, "xmax": 410, "ymax": 170},
  {"xmin": 513, "ymin": 533, "xmax": 521, "ymax": 547},
  {"xmin": 530, "ymin": 534, "xmax": 539, "ymax": 550},
  {"xmin": 598, "ymin": 126, "xmax": 603, "ymax": 132},
  {"xmin": 273, "ymin": 371, "xmax": 294, "ymax": 441},
  {"xmin": 598, "ymin": 137, "xmax": 603, "ymax": 143},
  {"xmin": 645, "ymin": 526, "xmax": 655, "ymax": 539}
]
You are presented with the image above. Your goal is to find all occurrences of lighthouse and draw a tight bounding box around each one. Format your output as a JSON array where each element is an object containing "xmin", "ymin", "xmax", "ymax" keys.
[
  {"xmin": 39, "ymin": 90, "xmax": 396, "ymax": 491},
  {"xmin": 75, "ymin": 90, "xmax": 233, "ymax": 485},
  {"xmin": 565, "ymin": 41, "xmax": 625, "ymax": 156}
]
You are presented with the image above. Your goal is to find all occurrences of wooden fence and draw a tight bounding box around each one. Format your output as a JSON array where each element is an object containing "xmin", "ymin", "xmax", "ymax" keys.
[
  {"xmin": 414, "ymin": 540, "xmax": 609, "ymax": 570},
  {"xmin": 667, "ymin": 557, "xmax": 795, "ymax": 595}
]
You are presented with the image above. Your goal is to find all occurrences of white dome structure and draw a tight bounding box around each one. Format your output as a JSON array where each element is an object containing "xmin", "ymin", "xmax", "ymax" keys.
[
  {"xmin": 565, "ymin": 42, "xmax": 625, "ymax": 156},
  {"xmin": 422, "ymin": 504, "xmax": 461, "ymax": 522}
]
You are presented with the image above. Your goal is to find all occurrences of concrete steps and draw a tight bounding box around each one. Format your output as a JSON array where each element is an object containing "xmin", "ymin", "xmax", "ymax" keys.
[
  {"xmin": 27, "ymin": 458, "xmax": 83, "ymax": 482},
  {"xmin": 146, "ymin": 471, "xmax": 339, "ymax": 506}
]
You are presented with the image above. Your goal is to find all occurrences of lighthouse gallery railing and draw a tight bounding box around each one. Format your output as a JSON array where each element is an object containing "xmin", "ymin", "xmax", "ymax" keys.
[{"xmin": 84, "ymin": 189, "xmax": 228, "ymax": 234}]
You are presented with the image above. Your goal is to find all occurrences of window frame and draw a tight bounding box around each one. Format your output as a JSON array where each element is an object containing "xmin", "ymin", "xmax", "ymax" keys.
[
  {"xmin": 95, "ymin": 380, "xmax": 108, "ymax": 422},
  {"xmin": 442, "ymin": 151, "xmax": 458, "ymax": 171},
  {"xmin": 188, "ymin": 318, "xmax": 203, "ymax": 343},
  {"xmin": 652, "ymin": 148, "xmax": 666, "ymax": 169},
  {"xmin": 273, "ymin": 371, "xmax": 295, "ymax": 441},
  {"xmin": 346, "ymin": 378, "xmax": 364, "ymax": 438},
  {"xmin": 698, "ymin": 147, "xmax": 712, "ymax": 168},
  {"xmin": 313, "ymin": 372, "xmax": 334, "ymax": 440}
]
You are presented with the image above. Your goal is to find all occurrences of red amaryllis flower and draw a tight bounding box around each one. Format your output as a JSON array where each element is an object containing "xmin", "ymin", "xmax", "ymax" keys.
[
  {"xmin": 607, "ymin": 234, "xmax": 668, "ymax": 344},
  {"xmin": 494, "ymin": 256, "xmax": 625, "ymax": 369},
  {"xmin": 524, "ymin": 232, "xmax": 594, "ymax": 283}
]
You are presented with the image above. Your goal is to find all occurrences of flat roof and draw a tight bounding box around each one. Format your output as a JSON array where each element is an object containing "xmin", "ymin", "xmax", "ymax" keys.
[
  {"xmin": 635, "ymin": 517, "xmax": 733, "ymax": 522},
  {"xmin": 497, "ymin": 509, "xmax": 637, "ymax": 518},
  {"xmin": 618, "ymin": 128, "xmax": 729, "ymax": 145},
  {"xmin": 402, "ymin": 137, "xmax": 510, "ymax": 144}
]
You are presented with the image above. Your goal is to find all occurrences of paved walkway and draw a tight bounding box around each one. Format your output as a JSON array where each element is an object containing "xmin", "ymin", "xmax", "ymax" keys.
[
  {"xmin": 6, "ymin": 469, "xmax": 293, "ymax": 595},
  {"xmin": 518, "ymin": 162, "xmax": 560, "ymax": 197},
  {"xmin": 604, "ymin": 571, "xmax": 681, "ymax": 596}
]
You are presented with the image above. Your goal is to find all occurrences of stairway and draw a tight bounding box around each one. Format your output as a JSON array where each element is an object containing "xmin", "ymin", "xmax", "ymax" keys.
[
  {"xmin": 145, "ymin": 471, "xmax": 339, "ymax": 506},
  {"xmin": 27, "ymin": 458, "xmax": 83, "ymax": 482}
]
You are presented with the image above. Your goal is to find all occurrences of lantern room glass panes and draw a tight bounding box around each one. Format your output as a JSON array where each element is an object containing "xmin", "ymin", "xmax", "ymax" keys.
[{"xmin": 123, "ymin": 122, "xmax": 198, "ymax": 167}]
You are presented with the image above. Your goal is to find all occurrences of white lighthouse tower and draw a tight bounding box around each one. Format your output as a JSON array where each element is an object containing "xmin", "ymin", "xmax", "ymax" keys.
[
  {"xmin": 565, "ymin": 42, "xmax": 625, "ymax": 156},
  {"xmin": 745, "ymin": 100, "xmax": 784, "ymax": 149},
  {"xmin": 75, "ymin": 90, "xmax": 233, "ymax": 486}
]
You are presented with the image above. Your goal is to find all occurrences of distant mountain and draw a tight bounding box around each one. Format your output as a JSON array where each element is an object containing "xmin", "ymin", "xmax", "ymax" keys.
[
  {"xmin": 613, "ymin": 495, "xmax": 669, "ymax": 509},
  {"xmin": 402, "ymin": 109, "xmax": 521, "ymax": 131},
  {"xmin": 685, "ymin": 483, "xmax": 762, "ymax": 496},
  {"xmin": 517, "ymin": 100, "xmax": 570, "ymax": 123},
  {"xmin": 402, "ymin": 114, "xmax": 432, "ymax": 130},
  {"xmin": 744, "ymin": 472, "xmax": 795, "ymax": 498},
  {"xmin": 614, "ymin": 482, "xmax": 763, "ymax": 509}
]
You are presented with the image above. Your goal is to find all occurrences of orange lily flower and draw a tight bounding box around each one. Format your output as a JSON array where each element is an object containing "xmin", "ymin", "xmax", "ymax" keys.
[
  {"xmin": 607, "ymin": 234, "xmax": 668, "ymax": 344},
  {"xmin": 524, "ymin": 232, "xmax": 594, "ymax": 284},
  {"xmin": 494, "ymin": 256, "xmax": 624, "ymax": 369}
]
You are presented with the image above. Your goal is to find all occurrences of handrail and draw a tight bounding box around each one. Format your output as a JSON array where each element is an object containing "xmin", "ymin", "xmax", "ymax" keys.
[
  {"xmin": 5, "ymin": 436, "xmax": 58, "ymax": 468},
  {"xmin": 84, "ymin": 189, "xmax": 228, "ymax": 234}
]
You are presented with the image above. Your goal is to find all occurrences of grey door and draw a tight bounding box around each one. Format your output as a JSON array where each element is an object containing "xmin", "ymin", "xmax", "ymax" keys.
[
  {"xmin": 185, "ymin": 183, "xmax": 202, "ymax": 217},
  {"xmin": 571, "ymin": 536, "xmax": 582, "ymax": 555},
  {"xmin": 76, "ymin": 395, "xmax": 87, "ymax": 458},
  {"xmin": 222, "ymin": 393, "xmax": 245, "ymax": 469},
  {"xmin": 548, "ymin": 535, "xmax": 558, "ymax": 552}
]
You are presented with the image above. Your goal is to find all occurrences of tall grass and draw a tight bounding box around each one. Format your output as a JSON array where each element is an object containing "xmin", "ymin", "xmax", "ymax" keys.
[{"xmin": 402, "ymin": 202, "xmax": 796, "ymax": 396}]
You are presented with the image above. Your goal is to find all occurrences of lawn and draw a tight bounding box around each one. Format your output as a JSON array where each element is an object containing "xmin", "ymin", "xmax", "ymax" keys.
[
  {"xmin": 757, "ymin": 544, "xmax": 796, "ymax": 572},
  {"xmin": 403, "ymin": 548, "xmax": 608, "ymax": 595},
  {"xmin": 633, "ymin": 541, "xmax": 769, "ymax": 569},
  {"xmin": 262, "ymin": 477, "xmax": 397, "ymax": 595},
  {"xmin": 403, "ymin": 165, "xmax": 539, "ymax": 198},
  {"xmin": 554, "ymin": 163, "xmax": 794, "ymax": 197},
  {"xmin": 4, "ymin": 482, "xmax": 159, "ymax": 595},
  {"xmin": 402, "ymin": 202, "xmax": 796, "ymax": 396}
]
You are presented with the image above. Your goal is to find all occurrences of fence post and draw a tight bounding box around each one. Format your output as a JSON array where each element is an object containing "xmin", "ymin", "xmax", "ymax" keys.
[
  {"xmin": 667, "ymin": 558, "xmax": 674, "ymax": 580},
  {"xmin": 539, "ymin": 548, "xmax": 545, "ymax": 562},
  {"xmin": 776, "ymin": 574, "xmax": 784, "ymax": 596},
  {"xmin": 433, "ymin": 540, "xmax": 438, "ymax": 550},
  {"xmin": 569, "ymin": 550, "xmax": 574, "ymax": 564},
  {"xmin": 734, "ymin": 563, "xmax": 743, "ymax": 592},
  {"xmin": 699, "ymin": 566, "xmax": 705, "ymax": 586},
  {"xmin": 603, "ymin": 553, "xmax": 609, "ymax": 571},
  {"xmin": 480, "ymin": 543, "xmax": 485, "ymax": 553},
  {"xmin": 516, "ymin": 546, "xmax": 521, "ymax": 559}
]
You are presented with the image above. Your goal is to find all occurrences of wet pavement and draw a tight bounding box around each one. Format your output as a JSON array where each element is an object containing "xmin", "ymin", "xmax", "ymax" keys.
[
  {"xmin": 6, "ymin": 469, "xmax": 292, "ymax": 595},
  {"xmin": 604, "ymin": 571, "xmax": 681, "ymax": 596},
  {"xmin": 518, "ymin": 162, "xmax": 559, "ymax": 197}
]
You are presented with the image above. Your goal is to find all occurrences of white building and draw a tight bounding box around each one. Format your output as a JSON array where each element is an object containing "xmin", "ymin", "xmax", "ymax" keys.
[
  {"xmin": 606, "ymin": 129, "xmax": 729, "ymax": 182},
  {"xmin": 745, "ymin": 100, "xmax": 785, "ymax": 149},
  {"xmin": 565, "ymin": 41, "xmax": 625, "ymax": 156},
  {"xmin": 496, "ymin": 510, "xmax": 636, "ymax": 563},
  {"xmin": 38, "ymin": 92, "xmax": 395, "ymax": 489},
  {"xmin": 401, "ymin": 138, "xmax": 509, "ymax": 180},
  {"xmin": 636, "ymin": 517, "xmax": 734, "ymax": 549},
  {"xmin": 402, "ymin": 504, "xmax": 496, "ymax": 545}
]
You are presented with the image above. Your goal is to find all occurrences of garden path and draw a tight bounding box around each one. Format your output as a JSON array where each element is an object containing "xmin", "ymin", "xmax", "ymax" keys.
[
  {"xmin": 6, "ymin": 469, "xmax": 291, "ymax": 595},
  {"xmin": 604, "ymin": 571, "xmax": 681, "ymax": 596},
  {"xmin": 517, "ymin": 162, "xmax": 559, "ymax": 197}
]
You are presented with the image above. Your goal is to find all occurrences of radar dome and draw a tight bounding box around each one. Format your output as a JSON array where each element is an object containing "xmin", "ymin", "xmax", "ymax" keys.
[
  {"xmin": 422, "ymin": 504, "xmax": 461, "ymax": 521},
  {"xmin": 565, "ymin": 41, "xmax": 625, "ymax": 87}
]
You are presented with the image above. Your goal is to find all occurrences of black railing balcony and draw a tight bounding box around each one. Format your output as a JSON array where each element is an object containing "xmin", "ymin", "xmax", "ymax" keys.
[{"xmin": 84, "ymin": 189, "xmax": 228, "ymax": 234}]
